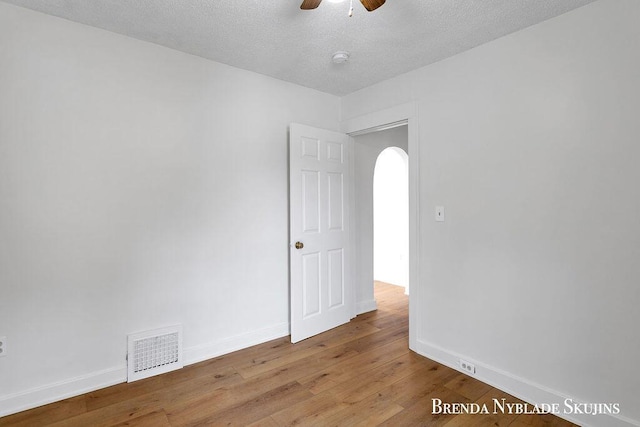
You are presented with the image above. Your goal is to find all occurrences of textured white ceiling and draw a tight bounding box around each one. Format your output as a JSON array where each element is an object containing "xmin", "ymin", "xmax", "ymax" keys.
[{"xmin": 1, "ymin": 0, "xmax": 596, "ymax": 95}]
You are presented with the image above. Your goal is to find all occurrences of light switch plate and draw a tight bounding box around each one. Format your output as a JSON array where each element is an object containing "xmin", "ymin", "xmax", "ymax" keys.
[{"xmin": 435, "ymin": 206, "xmax": 445, "ymax": 222}]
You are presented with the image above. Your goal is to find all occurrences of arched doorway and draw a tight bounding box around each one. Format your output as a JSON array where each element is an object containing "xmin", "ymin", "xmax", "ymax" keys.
[{"xmin": 373, "ymin": 147, "xmax": 409, "ymax": 293}]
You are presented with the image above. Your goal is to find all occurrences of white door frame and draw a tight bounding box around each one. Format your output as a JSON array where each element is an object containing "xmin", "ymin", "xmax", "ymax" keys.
[{"xmin": 341, "ymin": 102, "xmax": 419, "ymax": 350}]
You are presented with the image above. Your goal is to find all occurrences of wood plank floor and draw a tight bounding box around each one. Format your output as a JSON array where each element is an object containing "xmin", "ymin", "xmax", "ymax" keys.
[{"xmin": 0, "ymin": 282, "xmax": 577, "ymax": 427}]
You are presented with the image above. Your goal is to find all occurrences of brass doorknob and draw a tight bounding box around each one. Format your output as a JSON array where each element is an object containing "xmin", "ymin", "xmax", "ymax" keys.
[{"xmin": 295, "ymin": 242, "xmax": 304, "ymax": 249}]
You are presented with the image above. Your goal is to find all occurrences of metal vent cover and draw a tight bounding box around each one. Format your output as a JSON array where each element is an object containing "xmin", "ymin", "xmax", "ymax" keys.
[{"xmin": 127, "ymin": 325, "xmax": 183, "ymax": 382}]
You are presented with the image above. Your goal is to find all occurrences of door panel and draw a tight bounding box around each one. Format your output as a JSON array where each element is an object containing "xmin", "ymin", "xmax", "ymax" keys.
[
  {"xmin": 327, "ymin": 172, "xmax": 344, "ymax": 231},
  {"xmin": 290, "ymin": 123, "xmax": 352, "ymax": 343},
  {"xmin": 302, "ymin": 252, "xmax": 321, "ymax": 318},
  {"xmin": 302, "ymin": 170, "xmax": 320, "ymax": 233},
  {"xmin": 327, "ymin": 248, "xmax": 344, "ymax": 309}
]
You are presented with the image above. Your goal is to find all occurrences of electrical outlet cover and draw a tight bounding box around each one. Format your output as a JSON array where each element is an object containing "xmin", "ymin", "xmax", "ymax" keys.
[{"xmin": 459, "ymin": 358, "xmax": 475, "ymax": 374}]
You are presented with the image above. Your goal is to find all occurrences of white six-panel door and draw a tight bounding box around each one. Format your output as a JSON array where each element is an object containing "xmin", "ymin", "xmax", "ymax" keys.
[{"xmin": 289, "ymin": 123, "xmax": 352, "ymax": 343}]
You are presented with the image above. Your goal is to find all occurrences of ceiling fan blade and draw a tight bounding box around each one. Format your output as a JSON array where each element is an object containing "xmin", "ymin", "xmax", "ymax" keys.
[
  {"xmin": 301, "ymin": 0, "xmax": 322, "ymax": 10},
  {"xmin": 359, "ymin": 0, "xmax": 385, "ymax": 12}
]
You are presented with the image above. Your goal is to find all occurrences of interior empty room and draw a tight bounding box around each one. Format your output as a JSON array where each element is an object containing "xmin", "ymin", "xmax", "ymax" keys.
[{"xmin": 1, "ymin": 0, "xmax": 639, "ymax": 426}]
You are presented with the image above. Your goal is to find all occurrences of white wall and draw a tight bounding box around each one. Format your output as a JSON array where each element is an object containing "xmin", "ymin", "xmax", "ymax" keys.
[
  {"xmin": 353, "ymin": 126, "xmax": 408, "ymax": 313},
  {"xmin": 344, "ymin": 1, "xmax": 640, "ymax": 426},
  {"xmin": 0, "ymin": 3, "xmax": 340, "ymax": 415},
  {"xmin": 374, "ymin": 147, "xmax": 409, "ymax": 290}
]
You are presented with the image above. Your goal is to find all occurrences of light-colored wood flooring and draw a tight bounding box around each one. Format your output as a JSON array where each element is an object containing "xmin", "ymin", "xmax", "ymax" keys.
[{"xmin": 1, "ymin": 282, "xmax": 576, "ymax": 427}]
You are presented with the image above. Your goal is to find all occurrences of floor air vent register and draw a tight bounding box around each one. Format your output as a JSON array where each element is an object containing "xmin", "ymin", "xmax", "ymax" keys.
[{"xmin": 127, "ymin": 325, "xmax": 183, "ymax": 382}]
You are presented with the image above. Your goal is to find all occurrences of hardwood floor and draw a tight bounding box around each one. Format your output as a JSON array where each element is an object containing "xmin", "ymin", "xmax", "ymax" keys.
[{"xmin": 0, "ymin": 282, "xmax": 577, "ymax": 426}]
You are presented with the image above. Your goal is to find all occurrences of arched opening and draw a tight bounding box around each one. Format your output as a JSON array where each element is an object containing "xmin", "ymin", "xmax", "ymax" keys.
[{"xmin": 373, "ymin": 147, "xmax": 409, "ymax": 294}]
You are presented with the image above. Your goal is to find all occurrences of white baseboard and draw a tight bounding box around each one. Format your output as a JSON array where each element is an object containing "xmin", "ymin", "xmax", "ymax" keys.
[
  {"xmin": 0, "ymin": 366, "xmax": 126, "ymax": 418},
  {"xmin": 413, "ymin": 339, "xmax": 639, "ymax": 427},
  {"xmin": 356, "ymin": 299, "xmax": 377, "ymax": 315},
  {"xmin": 183, "ymin": 322, "xmax": 290, "ymax": 366},
  {"xmin": 0, "ymin": 322, "xmax": 290, "ymax": 418}
]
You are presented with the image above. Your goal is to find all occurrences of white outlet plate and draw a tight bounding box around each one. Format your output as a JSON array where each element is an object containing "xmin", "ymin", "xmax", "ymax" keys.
[
  {"xmin": 459, "ymin": 359, "xmax": 475, "ymax": 374},
  {"xmin": 0, "ymin": 336, "xmax": 6, "ymax": 357}
]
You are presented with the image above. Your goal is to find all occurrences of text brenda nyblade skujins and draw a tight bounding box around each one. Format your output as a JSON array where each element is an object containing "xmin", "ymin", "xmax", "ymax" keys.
[{"xmin": 432, "ymin": 398, "xmax": 620, "ymax": 416}]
